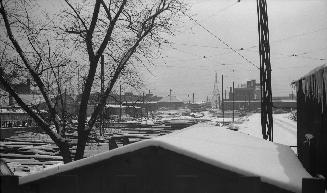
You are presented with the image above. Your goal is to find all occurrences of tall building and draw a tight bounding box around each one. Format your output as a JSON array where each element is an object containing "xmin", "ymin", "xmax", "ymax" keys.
[{"xmin": 229, "ymin": 79, "xmax": 260, "ymax": 101}]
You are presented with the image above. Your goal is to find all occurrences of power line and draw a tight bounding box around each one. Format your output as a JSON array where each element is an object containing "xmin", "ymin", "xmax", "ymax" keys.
[
  {"xmin": 246, "ymin": 27, "xmax": 327, "ymax": 50},
  {"xmin": 176, "ymin": 43, "xmax": 229, "ymax": 50},
  {"xmin": 200, "ymin": 1, "xmax": 238, "ymax": 22},
  {"xmin": 241, "ymin": 48, "xmax": 326, "ymax": 62},
  {"xmin": 181, "ymin": 11, "xmax": 260, "ymax": 70}
]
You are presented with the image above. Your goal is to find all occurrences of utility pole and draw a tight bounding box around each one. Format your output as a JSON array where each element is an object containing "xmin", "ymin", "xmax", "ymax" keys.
[
  {"xmin": 169, "ymin": 89, "xmax": 172, "ymax": 109},
  {"xmin": 249, "ymin": 93, "xmax": 251, "ymax": 110},
  {"xmin": 192, "ymin": 93, "xmax": 195, "ymax": 104},
  {"xmin": 77, "ymin": 68, "xmax": 80, "ymax": 95},
  {"xmin": 119, "ymin": 85, "xmax": 122, "ymax": 122},
  {"xmin": 233, "ymin": 81, "xmax": 235, "ymax": 122},
  {"xmin": 63, "ymin": 88, "xmax": 67, "ymax": 131},
  {"xmin": 222, "ymin": 74, "xmax": 224, "ymax": 125},
  {"xmin": 142, "ymin": 92, "xmax": 145, "ymax": 118},
  {"xmin": 100, "ymin": 55, "xmax": 104, "ymax": 136},
  {"xmin": 148, "ymin": 90, "xmax": 151, "ymax": 118},
  {"xmin": 257, "ymin": 0, "xmax": 273, "ymax": 141},
  {"xmin": 169, "ymin": 89, "xmax": 172, "ymax": 101}
]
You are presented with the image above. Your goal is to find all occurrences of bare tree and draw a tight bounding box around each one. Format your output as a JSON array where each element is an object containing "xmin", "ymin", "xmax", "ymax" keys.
[{"xmin": 0, "ymin": 0, "xmax": 186, "ymax": 162}]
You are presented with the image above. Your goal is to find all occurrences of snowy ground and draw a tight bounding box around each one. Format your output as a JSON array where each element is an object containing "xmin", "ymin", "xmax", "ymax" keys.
[{"xmin": 232, "ymin": 113, "xmax": 297, "ymax": 152}]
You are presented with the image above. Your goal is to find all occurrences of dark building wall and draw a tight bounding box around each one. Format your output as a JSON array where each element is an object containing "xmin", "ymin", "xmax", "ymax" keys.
[
  {"xmin": 122, "ymin": 102, "xmax": 158, "ymax": 112},
  {"xmin": 223, "ymin": 101, "xmax": 261, "ymax": 111},
  {"xmin": 20, "ymin": 147, "xmax": 292, "ymax": 193},
  {"xmin": 223, "ymin": 101, "xmax": 296, "ymax": 111},
  {"xmin": 228, "ymin": 80, "xmax": 261, "ymax": 102},
  {"xmin": 0, "ymin": 80, "xmax": 31, "ymax": 95},
  {"xmin": 233, "ymin": 88, "xmax": 255, "ymax": 101},
  {"xmin": 247, "ymin": 80, "xmax": 256, "ymax": 88},
  {"xmin": 157, "ymin": 102, "xmax": 185, "ymax": 110},
  {"xmin": 273, "ymin": 101, "xmax": 296, "ymax": 109},
  {"xmin": 297, "ymin": 80, "xmax": 327, "ymax": 185}
]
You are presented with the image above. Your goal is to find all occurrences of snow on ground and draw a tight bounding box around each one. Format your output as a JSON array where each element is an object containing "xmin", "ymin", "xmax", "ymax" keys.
[{"xmin": 233, "ymin": 113, "xmax": 297, "ymax": 152}]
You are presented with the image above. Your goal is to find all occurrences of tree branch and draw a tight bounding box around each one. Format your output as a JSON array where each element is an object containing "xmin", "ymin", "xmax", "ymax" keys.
[
  {"xmin": 0, "ymin": 0, "xmax": 61, "ymax": 136},
  {"xmin": 0, "ymin": 72, "xmax": 67, "ymax": 145},
  {"xmin": 64, "ymin": 0, "xmax": 88, "ymax": 31}
]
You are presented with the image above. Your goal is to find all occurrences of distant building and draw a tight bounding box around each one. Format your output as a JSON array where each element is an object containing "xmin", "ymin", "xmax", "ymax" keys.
[
  {"xmin": 223, "ymin": 99, "xmax": 296, "ymax": 111},
  {"xmin": 157, "ymin": 95, "xmax": 184, "ymax": 110},
  {"xmin": 0, "ymin": 79, "xmax": 43, "ymax": 106},
  {"xmin": 0, "ymin": 106, "xmax": 46, "ymax": 128},
  {"xmin": 0, "ymin": 79, "xmax": 49, "ymax": 128},
  {"xmin": 103, "ymin": 104, "xmax": 142, "ymax": 119},
  {"xmin": 77, "ymin": 91, "xmax": 162, "ymax": 118},
  {"xmin": 228, "ymin": 79, "xmax": 260, "ymax": 102},
  {"xmin": 0, "ymin": 79, "xmax": 32, "ymax": 95},
  {"xmin": 225, "ymin": 79, "xmax": 296, "ymax": 111}
]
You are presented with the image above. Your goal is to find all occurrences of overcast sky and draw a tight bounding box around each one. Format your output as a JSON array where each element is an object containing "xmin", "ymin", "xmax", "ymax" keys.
[
  {"xmin": 142, "ymin": 0, "xmax": 327, "ymax": 102},
  {"xmin": 33, "ymin": 0, "xmax": 327, "ymax": 102}
]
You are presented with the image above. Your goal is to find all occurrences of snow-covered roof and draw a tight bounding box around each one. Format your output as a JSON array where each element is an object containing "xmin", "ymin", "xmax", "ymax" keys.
[
  {"xmin": 19, "ymin": 94, "xmax": 45, "ymax": 106},
  {"xmin": 20, "ymin": 126, "xmax": 311, "ymax": 193},
  {"xmin": 0, "ymin": 107, "xmax": 27, "ymax": 114},
  {"xmin": 124, "ymin": 101, "xmax": 157, "ymax": 104},
  {"xmin": 292, "ymin": 64, "xmax": 327, "ymax": 111},
  {"xmin": 0, "ymin": 107, "xmax": 47, "ymax": 114},
  {"xmin": 105, "ymin": 104, "xmax": 141, "ymax": 109},
  {"xmin": 158, "ymin": 95, "xmax": 183, "ymax": 103}
]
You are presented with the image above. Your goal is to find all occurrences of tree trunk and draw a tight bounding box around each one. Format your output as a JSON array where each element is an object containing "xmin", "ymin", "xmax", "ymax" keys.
[
  {"xmin": 74, "ymin": 129, "xmax": 90, "ymax": 160},
  {"xmin": 58, "ymin": 141, "xmax": 72, "ymax": 163}
]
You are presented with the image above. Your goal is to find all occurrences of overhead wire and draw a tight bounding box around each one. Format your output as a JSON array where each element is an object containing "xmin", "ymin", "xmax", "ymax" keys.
[
  {"xmin": 241, "ymin": 46, "xmax": 326, "ymax": 64},
  {"xmin": 245, "ymin": 27, "xmax": 327, "ymax": 50},
  {"xmin": 181, "ymin": 10, "xmax": 260, "ymax": 70},
  {"xmin": 199, "ymin": 1, "xmax": 238, "ymax": 22}
]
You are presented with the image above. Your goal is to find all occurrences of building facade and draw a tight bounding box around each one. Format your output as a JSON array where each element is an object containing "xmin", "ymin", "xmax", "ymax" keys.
[{"xmin": 293, "ymin": 64, "xmax": 327, "ymax": 188}]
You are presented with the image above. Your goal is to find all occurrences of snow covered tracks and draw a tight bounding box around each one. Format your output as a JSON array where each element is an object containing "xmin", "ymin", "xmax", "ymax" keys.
[{"xmin": 6, "ymin": 126, "xmax": 323, "ymax": 193}]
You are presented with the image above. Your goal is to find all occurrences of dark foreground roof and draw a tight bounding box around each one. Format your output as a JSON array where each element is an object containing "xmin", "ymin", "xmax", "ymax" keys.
[{"xmin": 20, "ymin": 126, "xmax": 310, "ymax": 192}]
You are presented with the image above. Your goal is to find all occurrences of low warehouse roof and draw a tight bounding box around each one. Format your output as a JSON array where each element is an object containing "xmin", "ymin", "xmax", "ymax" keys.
[{"xmin": 20, "ymin": 126, "xmax": 311, "ymax": 193}]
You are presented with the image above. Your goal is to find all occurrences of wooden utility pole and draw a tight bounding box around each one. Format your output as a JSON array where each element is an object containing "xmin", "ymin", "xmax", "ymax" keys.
[
  {"xmin": 142, "ymin": 92, "xmax": 145, "ymax": 118},
  {"xmin": 222, "ymin": 74, "xmax": 224, "ymax": 125},
  {"xmin": 169, "ymin": 89, "xmax": 172, "ymax": 109},
  {"xmin": 233, "ymin": 81, "xmax": 235, "ymax": 122},
  {"xmin": 100, "ymin": 55, "xmax": 104, "ymax": 136},
  {"xmin": 77, "ymin": 68, "xmax": 80, "ymax": 95},
  {"xmin": 63, "ymin": 88, "xmax": 67, "ymax": 132},
  {"xmin": 192, "ymin": 93, "xmax": 195, "ymax": 104},
  {"xmin": 257, "ymin": 0, "xmax": 273, "ymax": 141},
  {"xmin": 119, "ymin": 85, "xmax": 122, "ymax": 122}
]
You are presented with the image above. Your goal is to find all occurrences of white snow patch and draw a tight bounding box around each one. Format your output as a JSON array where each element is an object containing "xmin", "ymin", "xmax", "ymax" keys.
[{"xmin": 235, "ymin": 113, "xmax": 297, "ymax": 149}]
